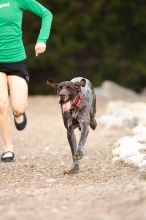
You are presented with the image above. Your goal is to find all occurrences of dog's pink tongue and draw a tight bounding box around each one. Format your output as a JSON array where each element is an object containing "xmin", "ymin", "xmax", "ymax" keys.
[{"xmin": 62, "ymin": 101, "xmax": 71, "ymax": 112}]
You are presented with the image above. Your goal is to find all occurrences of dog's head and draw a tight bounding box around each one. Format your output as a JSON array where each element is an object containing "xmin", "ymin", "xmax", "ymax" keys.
[{"xmin": 46, "ymin": 78, "xmax": 86, "ymax": 104}]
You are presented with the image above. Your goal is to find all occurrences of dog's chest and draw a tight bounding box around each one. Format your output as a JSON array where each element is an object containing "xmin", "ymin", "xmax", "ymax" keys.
[{"xmin": 62, "ymin": 111, "xmax": 79, "ymax": 129}]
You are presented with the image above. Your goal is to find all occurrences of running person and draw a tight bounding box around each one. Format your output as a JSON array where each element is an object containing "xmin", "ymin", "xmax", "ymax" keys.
[{"xmin": 0, "ymin": 0, "xmax": 53, "ymax": 161}]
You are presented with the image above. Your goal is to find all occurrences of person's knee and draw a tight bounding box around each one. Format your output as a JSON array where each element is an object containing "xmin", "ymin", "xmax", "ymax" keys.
[
  {"xmin": 12, "ymin": 100, "xmax": 28, "ymax": 114},
  {"xmin": 0, "ymin": 98, "xmax": 9, "ymax": 114}
]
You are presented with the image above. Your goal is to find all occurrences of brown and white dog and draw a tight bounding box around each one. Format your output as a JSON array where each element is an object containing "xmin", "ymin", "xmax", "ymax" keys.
[{"xmin": 47, "ymin": 77, "xmax": 97, "ymax": 174}]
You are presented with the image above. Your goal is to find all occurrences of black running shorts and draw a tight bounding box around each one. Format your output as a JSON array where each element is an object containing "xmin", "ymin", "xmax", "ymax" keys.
[{"xmin": 0, "ymin": 59, "xmax": 29, "ymax": 82}]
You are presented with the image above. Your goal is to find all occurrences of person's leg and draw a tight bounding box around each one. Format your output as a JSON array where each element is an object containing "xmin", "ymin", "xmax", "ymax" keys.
[
  {"xmin": 0, "ymin": 72, "xmax": 13, "ymax": 152},
  {"xmin": 8, "ymin": 75, "xmax": 28, "ymax": 124}
]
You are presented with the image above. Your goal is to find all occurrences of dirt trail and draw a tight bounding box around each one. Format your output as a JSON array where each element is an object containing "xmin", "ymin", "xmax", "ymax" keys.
[{"xmin": 0, "ymin": 96, "xmax": 146, "ymax": 220}]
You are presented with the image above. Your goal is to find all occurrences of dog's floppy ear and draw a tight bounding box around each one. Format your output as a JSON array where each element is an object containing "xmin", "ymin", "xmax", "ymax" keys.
[
  {"xmin": 79, "ymin": 78, "xmax": 86, "ymax": 87},
  {"xmin": 46, "ymin": 78, "xmax": 59, "ymax": 89}
]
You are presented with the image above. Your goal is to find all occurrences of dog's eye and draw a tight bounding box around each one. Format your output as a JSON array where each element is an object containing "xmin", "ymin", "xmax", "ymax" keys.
[
  {"xmin": 58, "ymin": 86, "xmax": 62, "ymax": 90},
  {"xmin": 67, "ymin": 86, "xmax": 70, "ymax": 89}
]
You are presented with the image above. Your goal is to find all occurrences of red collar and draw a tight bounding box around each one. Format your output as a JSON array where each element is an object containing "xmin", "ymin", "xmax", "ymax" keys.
[{"xmin": 60, "ymin": 94, "xmax": 83, "ymax": 113}]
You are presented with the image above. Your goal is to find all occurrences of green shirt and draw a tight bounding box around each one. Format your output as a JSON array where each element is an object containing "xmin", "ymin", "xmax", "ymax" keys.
[{"xmin": 0, "ymin": 0, "xmax": 53, "ymax": 62}]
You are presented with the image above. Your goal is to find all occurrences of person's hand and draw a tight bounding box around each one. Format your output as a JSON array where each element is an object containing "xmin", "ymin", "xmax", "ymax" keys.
[{"xmin": 35, "ymin": 42, "xmax": 46, "ymax": 56}]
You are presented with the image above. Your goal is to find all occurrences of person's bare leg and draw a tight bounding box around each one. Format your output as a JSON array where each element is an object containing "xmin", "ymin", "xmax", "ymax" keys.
[
  {"xmin": 8, "ymin": 75, "xmax": 28, "ymax": 124},
  {"xmin": 0, "ymin": 72, "xmax": 13, "ymax": 152}
]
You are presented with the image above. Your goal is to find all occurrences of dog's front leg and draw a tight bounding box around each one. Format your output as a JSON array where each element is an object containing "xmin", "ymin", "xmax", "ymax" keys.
[{"xmin": 64, "ymin": 128, "xmax": 80, "ymax": 174}]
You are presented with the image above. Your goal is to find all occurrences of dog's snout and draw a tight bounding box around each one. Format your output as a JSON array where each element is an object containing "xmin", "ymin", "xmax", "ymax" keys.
[
  {"xmin": 58, "ymin": 85, "xmax": 70, "ymax": 103},
  {"xmin": 59, "ymin": 94, "xmax": 65, "ymax": 98},
  {"xmin": 59, "ymin": 89, "xmax": 66, "ymax": 97}
]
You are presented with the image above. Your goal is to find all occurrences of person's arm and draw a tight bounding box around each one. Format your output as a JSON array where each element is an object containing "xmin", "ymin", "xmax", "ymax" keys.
[{"xmin": 19, "ymin": 0, "xmax": 53, "ymax": 56}]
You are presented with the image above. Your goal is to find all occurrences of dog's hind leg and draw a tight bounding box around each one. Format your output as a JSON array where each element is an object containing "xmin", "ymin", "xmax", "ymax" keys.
[
  {"xmin": 90, "ymin": 117, "xmax": 97, "ymax": 130},
  {"xmin": 74, "ymin": 120, "xmax": 90, "ymax": 160}
]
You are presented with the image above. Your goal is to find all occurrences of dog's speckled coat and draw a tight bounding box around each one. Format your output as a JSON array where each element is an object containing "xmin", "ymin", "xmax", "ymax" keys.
[{"xmin": 47, "ymin": 77, "xmax": 97, "ymax": 174}]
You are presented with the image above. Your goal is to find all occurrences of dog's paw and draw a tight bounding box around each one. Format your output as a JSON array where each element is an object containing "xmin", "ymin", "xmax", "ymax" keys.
[
  {"xmin": 90, "ymin": 118, "xmax": 97, "ymax": 130},
  {"xmin": 73, "ymin": 147, "xmax": 83, "ymax": 160},
  {"xmin": 64, "ymin": 163, "xmax": 80, "ymax": 175}
]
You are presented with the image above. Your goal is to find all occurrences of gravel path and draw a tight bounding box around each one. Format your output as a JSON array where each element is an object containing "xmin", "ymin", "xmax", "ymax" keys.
[{"xmin": 0, "ymin": 96, "xmax": 146, "ymax": 220}]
